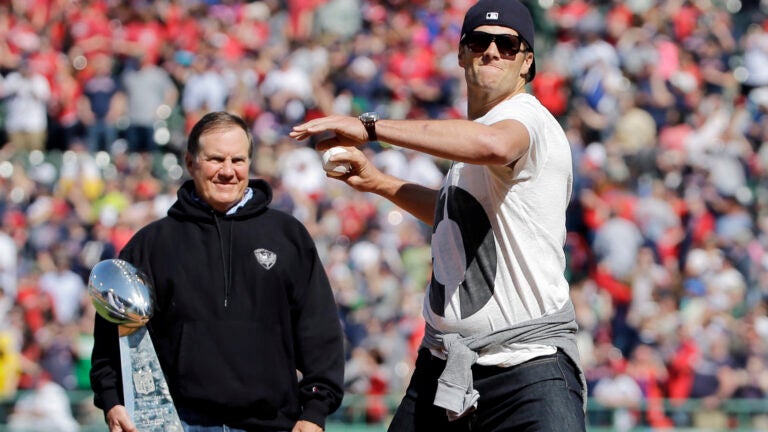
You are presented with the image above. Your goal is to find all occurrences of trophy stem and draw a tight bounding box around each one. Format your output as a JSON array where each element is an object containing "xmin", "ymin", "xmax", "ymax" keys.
[{"xmin": 119, "ymin": 327, "xmax": 184, "ymax": 431}]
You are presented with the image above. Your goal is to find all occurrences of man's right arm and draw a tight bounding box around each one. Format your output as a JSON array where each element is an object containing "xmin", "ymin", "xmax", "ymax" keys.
[
  {"xmin": 91, "ymin": 245, "xmax": 143, "ymax": 431},
  {"xmin": 366, "ymin": 172, "xmax": 438, "ymax": 226},
  {"xmin": 289, "ymin": 113, "xmax": 531, "ymax": 225},
  {"xmin": 90, "ymin": 314, "xmax": 122, "ymax": 413},
  {"xmin": 319, "ymin": 146, "xmax": 438, "ymax": 225},
  {"xmin": 91, "ymin": 314, "xmax": 140, "ymax": 431}
]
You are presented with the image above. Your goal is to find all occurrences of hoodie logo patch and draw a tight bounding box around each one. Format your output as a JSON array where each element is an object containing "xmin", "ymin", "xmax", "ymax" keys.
[
  {"xmin": 486, "ymin": 12, "xmax": 499, "ymax": 20},
  {"xmin": 254, "ymin": 248, "xmax": 277, "ymax": 270}
]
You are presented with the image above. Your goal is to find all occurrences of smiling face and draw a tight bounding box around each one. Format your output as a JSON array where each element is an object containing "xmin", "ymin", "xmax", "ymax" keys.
[{"xmin": 185, "ymin": 126, "xmax": 251, "ymax": 213}]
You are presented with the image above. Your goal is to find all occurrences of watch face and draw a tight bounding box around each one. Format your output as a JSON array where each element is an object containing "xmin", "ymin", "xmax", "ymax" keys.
[{"xmin": 361, "ymin": 112, "xmax": 379, "ymax": 122}]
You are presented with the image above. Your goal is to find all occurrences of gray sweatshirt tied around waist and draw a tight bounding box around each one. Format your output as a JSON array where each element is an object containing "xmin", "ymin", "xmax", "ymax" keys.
[{"xmin": 421, "ymin": 301, "xmax": 587, "ymax": 420}]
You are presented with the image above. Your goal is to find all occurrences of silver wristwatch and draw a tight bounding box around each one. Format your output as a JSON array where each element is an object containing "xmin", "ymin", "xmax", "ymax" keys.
[{"xmin": 358, "ymin": 112, "xmax": 379, "ymax": 142}]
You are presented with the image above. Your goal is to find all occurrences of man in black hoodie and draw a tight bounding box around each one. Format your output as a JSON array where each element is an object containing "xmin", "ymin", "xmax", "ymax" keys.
[{"xmin": 90, "ymin": 111, "xmax": 345, "ymax": 432}]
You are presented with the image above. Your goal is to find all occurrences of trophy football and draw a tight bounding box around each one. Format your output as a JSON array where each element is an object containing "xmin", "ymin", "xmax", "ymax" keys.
[{"xmin": 88, "ymin": 259, "xmax": 183, "ymax": 431}]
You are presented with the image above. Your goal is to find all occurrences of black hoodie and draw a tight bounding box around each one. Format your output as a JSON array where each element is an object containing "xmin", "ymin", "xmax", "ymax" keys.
[{"xmin": 90, "ymin": 179, "xmax": 344, "ymax": 430}]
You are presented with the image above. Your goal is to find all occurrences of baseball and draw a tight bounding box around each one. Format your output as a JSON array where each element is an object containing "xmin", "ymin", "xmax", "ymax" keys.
[{"xmin": 322, "ymin": 147, "xmax": 352, "ymax": 176}]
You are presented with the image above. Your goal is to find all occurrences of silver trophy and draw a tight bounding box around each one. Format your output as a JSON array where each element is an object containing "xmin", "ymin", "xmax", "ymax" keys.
[{"xmin": 89, "ymin": 259, "xmax": 183, "ymax": 431}]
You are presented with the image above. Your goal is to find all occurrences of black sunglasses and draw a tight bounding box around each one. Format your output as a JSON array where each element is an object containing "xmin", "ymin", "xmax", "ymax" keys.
[{"xmin": 463, "ymin": 31, "xmax": 526, "ymax": 57}]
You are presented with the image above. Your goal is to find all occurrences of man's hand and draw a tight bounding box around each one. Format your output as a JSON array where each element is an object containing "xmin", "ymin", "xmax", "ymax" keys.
[
  {"xmin": 106, "ymin": 405, "xmax": 138, "ymax": 432},
  {"xmin": 292, "ymin": 419, "xmax": 323, "ymax": 432},
  {"xmin": 314, "ymin": 146, "xmax": 383, "ymax": 193},
  {"xmin": 289, "ymin": 115, "xmax": 367, "ymax": 147}
]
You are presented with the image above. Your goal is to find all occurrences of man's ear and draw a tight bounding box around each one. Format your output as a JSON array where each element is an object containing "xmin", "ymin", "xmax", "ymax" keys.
[
  {"xmin": 184, "ymin": 152, "xmax": 194, "ymax": 172},
  {"xmin": 457, "ymin": 45, "xmax": 467, "ymax": 68},
  {"xmin": 520, "ymin": 52, "xmax": 534, "ymax": 77}
]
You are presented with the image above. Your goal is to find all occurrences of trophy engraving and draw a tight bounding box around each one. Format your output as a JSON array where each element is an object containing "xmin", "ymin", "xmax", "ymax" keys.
[
  {"xmin": 89, "ymin": 259, "xmax": 183, "ymax": 431},
  {"xmin": 134, "ymin": 368, "xmax": 155, "ymax": 394}
]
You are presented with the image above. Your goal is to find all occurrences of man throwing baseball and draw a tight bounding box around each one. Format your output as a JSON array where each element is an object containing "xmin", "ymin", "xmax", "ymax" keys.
[{"xmin": 290, "ymin": 0, "xmax": 586, "ymax": 431}]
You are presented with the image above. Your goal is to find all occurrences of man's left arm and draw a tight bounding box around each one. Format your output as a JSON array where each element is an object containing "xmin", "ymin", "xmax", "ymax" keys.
[{"xmin": 292, "ymin": 237, "xmax": 345, "ymax": 430}]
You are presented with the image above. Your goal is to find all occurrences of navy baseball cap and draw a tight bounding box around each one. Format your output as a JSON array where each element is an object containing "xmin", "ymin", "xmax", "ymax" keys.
[{"xmin": 460, "ymin": 0, "xmax": 536, "ymax": 81}]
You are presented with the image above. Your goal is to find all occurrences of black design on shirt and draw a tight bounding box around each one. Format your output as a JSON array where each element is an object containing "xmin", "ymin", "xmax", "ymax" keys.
[{"xmin": 429, "ymin": 185, "xmax": 497, "ymax": 318}]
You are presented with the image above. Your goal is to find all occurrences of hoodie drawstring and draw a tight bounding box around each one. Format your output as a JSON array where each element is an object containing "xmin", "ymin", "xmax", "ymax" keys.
[{"xmin": 214, "ymin": 213, "xmax": 234, "ymax": 307}]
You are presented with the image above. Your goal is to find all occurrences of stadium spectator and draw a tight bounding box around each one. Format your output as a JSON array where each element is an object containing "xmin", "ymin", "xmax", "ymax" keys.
[
  {"xmin": 80, "ymin": 54, "xmax": 125, "ymax": 154},
  {"xmin": 0, "ymin": 57, "xmax": 50, "ymax": 154},
  {"xmin": 37, "ymin": 248, "xmax": 87, "ymax": 326},
  {"xmin": 120, "ymin": 53, "xmax": 178, "ymax": 153}
]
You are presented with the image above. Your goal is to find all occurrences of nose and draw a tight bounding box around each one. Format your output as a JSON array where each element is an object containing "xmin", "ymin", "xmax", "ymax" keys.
[
  {"xmin": 219, "ymin": 159, "xmax": 235, "ymax": 176},
  {"xmin": 484, "ymin": 41, "xmax": 501, "ymax": 58}
]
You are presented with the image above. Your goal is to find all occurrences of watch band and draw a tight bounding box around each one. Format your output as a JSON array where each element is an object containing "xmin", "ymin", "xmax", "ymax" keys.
[
  {"xmin": 359, "ymin": 112, "xmax": 379, "ymax": 142},
  {"xmin": 363, "ymin": 121, "xmax": 377, "ymax": 142}
]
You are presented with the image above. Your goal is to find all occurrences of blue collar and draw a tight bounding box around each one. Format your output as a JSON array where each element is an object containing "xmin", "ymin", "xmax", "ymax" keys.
[
  {"xmin": 226, "ymin": 187, "xmax": 253, "ymax": 215},
  {"xmin": 192, "ymin": 187, "xmax": 253, "ymax": 215}
]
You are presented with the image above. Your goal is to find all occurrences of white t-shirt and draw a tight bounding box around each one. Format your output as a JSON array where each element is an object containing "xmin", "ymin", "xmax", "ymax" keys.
[
  {"xmin": 39, "ymin": 270, "xmax": 86, "ymax": 325},
  {"xmin": 424, "ymin": 93, "xmax": 573, "ymax": 367},
  {"xmin": 1, "ymin": 72, "xmax": 50, "ymax": 133}
]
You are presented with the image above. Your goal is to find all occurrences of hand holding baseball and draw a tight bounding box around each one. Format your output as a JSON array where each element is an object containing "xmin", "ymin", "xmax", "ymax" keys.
[{"xmin": 322, "ymin": 147, "xmax": 352, "ymax": 176}]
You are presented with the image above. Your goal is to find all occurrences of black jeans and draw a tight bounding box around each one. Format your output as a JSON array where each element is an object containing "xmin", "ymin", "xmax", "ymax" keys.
[{"xmin": 388, "ymin": 348, "xmax": 586, "ymax": 431}]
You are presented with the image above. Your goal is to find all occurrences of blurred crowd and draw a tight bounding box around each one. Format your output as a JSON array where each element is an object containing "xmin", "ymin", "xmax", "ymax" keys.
[{"xmin": 1, "ymin": 0, "xmax": 768, "ymax": 430}]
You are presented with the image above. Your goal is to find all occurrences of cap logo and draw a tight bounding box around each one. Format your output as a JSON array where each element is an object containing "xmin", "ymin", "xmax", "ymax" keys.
[{"xmin": 486, "ymin": 12, "xmax": 499, "ymax": 20}]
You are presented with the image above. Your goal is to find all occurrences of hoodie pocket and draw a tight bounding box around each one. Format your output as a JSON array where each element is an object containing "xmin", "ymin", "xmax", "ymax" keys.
[{"xmin": 175, "ymin": 320, "xmax": 295, "ymax": 413}]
